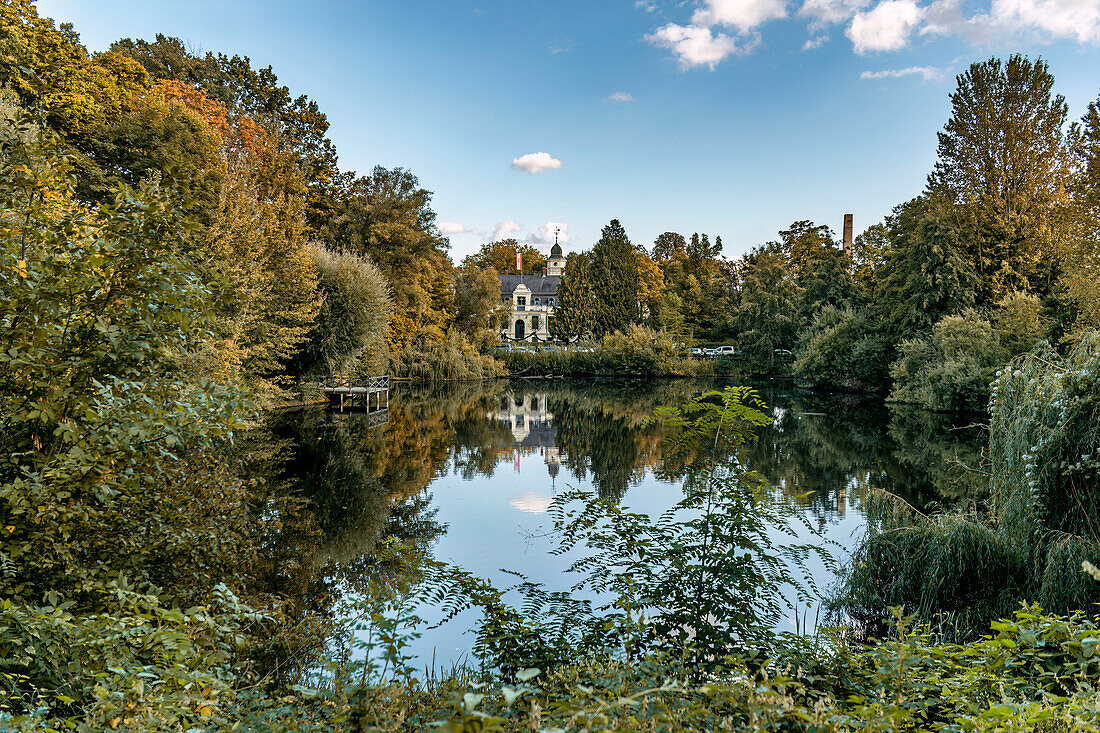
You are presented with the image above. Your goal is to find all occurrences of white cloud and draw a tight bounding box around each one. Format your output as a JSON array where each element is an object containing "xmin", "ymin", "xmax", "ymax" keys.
[
  {"xmin": 493, "ymin": 221, "xmax": 522, "ymax": 241},
  {"xmin": 512, "ymin": 151, "xmax": 563, "ymax": 174},
  {"xmin": 799, "ymin": 0, "xmax": 870, "ymax": 28},
  {"xmin": 439, "ymin": 221, "xmax": 471, "ymax": 235},
  {"xmin": 609, "ymin": 91, "xmax": 635, "ymax": 102},
  {"xmin": 645, "ymin": 23, "xmax": 751, "ymax": 68},
  {"xmin": 635, "ymin": 0, "xmax": 660, "ymax": 12},
  {"xmin": 802, "ymin": 33, "xmax": 830, "ymax": 48},
  {"xmin": 921, "ymin": 0, "xmax": 1100, "ymax": 44},
  {"xmin": 860, "ymin": 64, "xmax": 946, "ymax": 79},
  {"xmin": 510, "ymin": 491, "xmax": 554, "ymax": 514},
  {"xmin": 692, "ymin": 0, "xmax": 789, "ymax": 32},
  {"xmin": 530, "ymin": 221, "xmax": 571, "ymax": 246},
  {"xmin": 846, "ymin": 0, "xmax": 922, "ymax": 53}
]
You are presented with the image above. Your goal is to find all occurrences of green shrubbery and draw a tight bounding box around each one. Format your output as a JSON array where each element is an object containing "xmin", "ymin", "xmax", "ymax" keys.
[
  {"xmin": 793, "ymin": 306, "xmax": 890, "ymax": 391},
  {"xmin": 389, "ymin": 332, "xmax": 505, "ymax": 382},
  {"xmin": 498, "ymin": 326, "xmax": 699, "ymax": 378},
  {"xmin": 833, "ymin": 334, "xmax": 1100, "ymax": 635}
]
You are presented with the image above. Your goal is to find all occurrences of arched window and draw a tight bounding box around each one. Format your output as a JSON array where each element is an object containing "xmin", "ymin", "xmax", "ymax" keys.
[
  {"xmin": 533, "ymin": 297, "xmax": 541, "ymax": 306},
  {"xmin": 548, "ymin": 298, "xmax": 555, "ymax": 307},
  {"xmin": 515, "ymin": 320, "xmax": 525, "ymax": 340}
]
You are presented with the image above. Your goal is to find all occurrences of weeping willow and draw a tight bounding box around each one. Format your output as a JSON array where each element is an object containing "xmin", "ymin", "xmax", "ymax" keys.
[{"xmin": 833, "ymin": 333, "xmax": 1100, "ymax": 636}]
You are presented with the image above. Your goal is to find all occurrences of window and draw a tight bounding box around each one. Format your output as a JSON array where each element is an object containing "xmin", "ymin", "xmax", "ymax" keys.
[
  {"xmin": 533, "ymin": 297, "xmax": 540, "ymax": 306},
  {"xmin": 517, "ymin": 296, "xmax": 526, "ymax": 311},
  {"xmin": 548, "ymin": 298, "xmax": 554, "ymax": 307},
  {"xmin": 532, "ymin": 315, "xmax": 540, "ymax": 331}
]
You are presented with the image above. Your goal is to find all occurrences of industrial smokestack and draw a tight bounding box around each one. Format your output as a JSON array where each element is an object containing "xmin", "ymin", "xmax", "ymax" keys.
[{"xmin": 843, "ymin": 213, "xmax": 853, "ymax": 253}]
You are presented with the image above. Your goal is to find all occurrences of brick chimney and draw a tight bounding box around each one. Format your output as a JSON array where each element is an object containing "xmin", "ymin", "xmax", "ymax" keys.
[{"xmin": 843, "ymin": 213, "xmax": 853, "ymax": 254}]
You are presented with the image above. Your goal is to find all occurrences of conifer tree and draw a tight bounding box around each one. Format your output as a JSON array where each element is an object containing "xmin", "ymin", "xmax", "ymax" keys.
[
  {"xmin": 589, "ymin": 219, "xmax": 639, "ymax": 337},
  {"xmin": 550, "ymin": 252, "xmax": 596, "ymax": 340}
]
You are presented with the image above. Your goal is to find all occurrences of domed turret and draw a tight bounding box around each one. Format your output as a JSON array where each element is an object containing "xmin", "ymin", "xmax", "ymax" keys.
[{"xmin": 550, "ymin": 242, "xmax": 563, "ymax": 258}]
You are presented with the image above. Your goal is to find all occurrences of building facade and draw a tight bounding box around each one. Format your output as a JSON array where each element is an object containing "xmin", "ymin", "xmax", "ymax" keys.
[{"xmin": 499, "ymin": 243, "xmax": 567, "ymax": 342}]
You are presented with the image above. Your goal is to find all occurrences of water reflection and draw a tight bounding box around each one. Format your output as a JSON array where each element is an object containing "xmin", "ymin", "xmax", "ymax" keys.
[{"xmin": 255, "ymin": 379, "xmax": 986, "ymax": 661}]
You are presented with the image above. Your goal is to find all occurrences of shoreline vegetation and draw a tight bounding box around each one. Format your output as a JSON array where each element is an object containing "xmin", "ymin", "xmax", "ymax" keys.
[{"xmin": 3, "ymin": 1, "xmax": 1100, "ymax": 730}]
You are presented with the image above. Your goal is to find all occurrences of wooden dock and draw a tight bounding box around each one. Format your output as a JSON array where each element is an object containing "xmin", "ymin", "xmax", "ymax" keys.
[{"xmin": 307, "ymin": 374, "xmax": 390, "ymax": 412}]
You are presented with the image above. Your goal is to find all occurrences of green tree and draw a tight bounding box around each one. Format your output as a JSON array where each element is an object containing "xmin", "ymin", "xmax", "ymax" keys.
[
  {"xmin": 462, "ymin": 239, "xmax": 546, "ymax": 275},
  {"xmin": 927, "ymin": 55, "xmax": 1072, "ymax": 302},
  {"xmin": 295, "ymin": 245, "xmax": 393, "ymax": 375},
  {"xmin": 454, "ymin": 265, "xmax": 505, "ymax": 345},
  {"xmin": 0, "ymin": 119, "xmax": 245, "ymax": 605},
  {"xmin": 550, "ymin": 251, "xmax": 596, "ymax": 341},
  {"xmin": 589, "ymin": 219, "xmax": 639, "ymax": 337},
  {"xmin": 320, "ymin": 165, "xmax": 454, "ymax": 349},
  {"xmin": 793, "ymin": 306, "xmax": 889, "ymax": 391},
  {"xmin": 736, "ymin": 245, "xmax": 801, "ymax": 368},
  {"xmin": 651, "ymin": 231, "xmax": 686, "ymax": 264}
]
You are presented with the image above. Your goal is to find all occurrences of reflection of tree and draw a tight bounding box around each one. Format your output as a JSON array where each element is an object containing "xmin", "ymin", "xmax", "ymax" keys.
[{"xmin": 742, "ymin": 384, "xmax": 987, "ymax": 524}]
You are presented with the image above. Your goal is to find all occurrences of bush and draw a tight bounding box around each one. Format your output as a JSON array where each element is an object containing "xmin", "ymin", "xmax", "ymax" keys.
[
  {"xmin": 389, "ymin": 332, "xmax": 504, "ymax": 382},
  {"xmin": 294, "ymin": 245, "xmax": 393, "ymax": 376},
  {"xmin": 793, "ymin": 306, "xmax": 890, "ymax": 391},
  {"xmin": 889, "ymin": 309, "xmax": 1005, "ymax": 411},
  {"xmin": 497, "ymin": 326, "xmax": 699, "ymax": 378}
]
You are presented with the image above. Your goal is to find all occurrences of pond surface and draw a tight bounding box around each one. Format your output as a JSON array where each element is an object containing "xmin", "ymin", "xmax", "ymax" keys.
[{"xmin": 263, "ymin": 378, "xmax": 986, "ymax": 668}]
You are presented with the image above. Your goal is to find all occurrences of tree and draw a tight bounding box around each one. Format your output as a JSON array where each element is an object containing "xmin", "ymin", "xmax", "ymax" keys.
[
  {"xmin": 927, "ymin": 55, "xmax": 1072, "ymax": 302},
  {"xmin": 295, "ymin": 246, "xmax": 393, "ymax": 375},
  {"xmin": 320, "ymin": 165, "xmax": 454, "ymax": 349},
  {"xmin": 634, "ymin": 247, "xmax": 664, "ymax": 326},
  {"xmin": 0, "ymin": 119, "xmax": 246, "ymax": 604},
  {"xmin": 875, "ymin": 197, "xmax": 979, "ymax": 338},
  {"xmin": 589, "ymin": 219, "xmax": 639, "ymax": 337},
  {"xmin": 793, "ymin": 306, "xmax": 889, "ymax": 391},
  {"xmin": 736, "ymin": 245, "xmax": 801, "ymax": 367},
  {"xmin": 550, "ymin": 252, "xmax": 596, "ymax": 340},
  {"xmin": 455, "ymin": 265, "xmax": 505, "ymax": 345},
  {"xmin": 651, "ymin": 231, "xmax": 686, "ymax": 264},
  {"xmin": 462, "ymin": 239, "xmax": 546, "ymax": 275},
  {"xmin": 110, "ymin": 34, "xmax": 343, "ymax": 233}
]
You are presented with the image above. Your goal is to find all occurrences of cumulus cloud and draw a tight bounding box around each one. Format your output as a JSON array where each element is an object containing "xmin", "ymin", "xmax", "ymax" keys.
[
  {"xmin": 799, "ymin": 0, "xmax": 870, "ymax": 28},
  {"xmin": 802, "ymin": 33, "xmax": 830, "ymax": 48},
  {"xmin": 529, "ymin": 221, "xmax": 571, "ymax": 246},
  {"xmin": 860, "ymin": 65, "xmax": 946, "ymax": 79},
  {"xmin": 439, "ymin": 222, "xmax": 472, "ymax": 235},
  {"xmin": 609, "ymin": 91, "xmax": 635, "ymax": 102},
  {"xmin": 846, "ymin": 0, "xmax": 922, "ymax": 53},
  {"xmin": 645, "ymin": 23, "xmax": 751, "ymax": 68},
  {"xmin": 493, "ymin": 221, "xmax": 522, "ymax": 241},
  {"xmin": 512, "ymin": 151, "xmax": 563, "ymax": 174},
  {"xmin": 921, "ymin": 0, "xmax": 1100, "ymax": 44},
  {"xmin": 692, "ymin": 0, "xmax": 789, "ymax": 31}
]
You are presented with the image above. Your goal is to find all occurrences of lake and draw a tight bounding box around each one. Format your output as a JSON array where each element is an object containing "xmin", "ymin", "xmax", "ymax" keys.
[{"xmin": 261, "ymin": 378, "xmax": 987, "ymax": 669}]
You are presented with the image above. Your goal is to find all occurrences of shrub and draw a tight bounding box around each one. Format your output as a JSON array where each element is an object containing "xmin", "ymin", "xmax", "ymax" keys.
[
  {"xmin": 889, "ymin": 309, "xmax": 1005, "ymax": 411},
  {"xmin": 793, "ymin": 306, "xmax": 890, "ymax": 391},
  {"xmin": 389, "ymin": 332, "xmax": 504, "ymax": 382},
  {"xmin": 294, "ymin": 244, "xmax": 393, "ymax": 376}
]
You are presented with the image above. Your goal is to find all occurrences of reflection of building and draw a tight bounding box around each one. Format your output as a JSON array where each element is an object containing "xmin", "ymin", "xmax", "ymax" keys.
[
  {"xmin": 488, "ymin": 392, "xmax": 566, "ymax": 476},
  {"xmin": 499, "ymin": 241, "xmax": 567, "ymax": 342}
]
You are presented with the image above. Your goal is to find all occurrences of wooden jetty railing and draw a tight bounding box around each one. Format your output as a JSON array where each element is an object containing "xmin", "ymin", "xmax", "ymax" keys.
[{"xmin": 304, "ymin": 374, "xmax": 389, "ymax": 412}]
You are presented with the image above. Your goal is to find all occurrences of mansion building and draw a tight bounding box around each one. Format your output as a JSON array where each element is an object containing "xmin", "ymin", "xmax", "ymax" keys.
[{"xmin": 499, "ymin": 242, "xmax": 566, "ymax": 342}]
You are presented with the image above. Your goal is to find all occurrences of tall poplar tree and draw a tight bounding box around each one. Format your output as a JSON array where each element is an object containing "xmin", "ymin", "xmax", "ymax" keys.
[{"xmin": 927, "ymin": 55, "xmax": 1072, "ymax": 302}]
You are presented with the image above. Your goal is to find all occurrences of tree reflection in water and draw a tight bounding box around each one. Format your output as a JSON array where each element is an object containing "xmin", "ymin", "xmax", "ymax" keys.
[{"xmin": 250, "ymin": 379, "xmax": 985, "ymax": 658}]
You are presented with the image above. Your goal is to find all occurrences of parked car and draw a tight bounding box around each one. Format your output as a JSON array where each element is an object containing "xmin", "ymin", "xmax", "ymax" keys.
[
  {"xmin": 690, "ymin": 347, "xmax": 706, "ymax": 357},
  {"xmin": 773, "ymin": 348, "xmax": 793, "ymax": 356},
  {"xmin": 714, "ymin": 345, "xmax": 737, "ymax": 357},
  {"xmin": 704, "ymin": 348, "xmax": 719, "ymax": 358}
]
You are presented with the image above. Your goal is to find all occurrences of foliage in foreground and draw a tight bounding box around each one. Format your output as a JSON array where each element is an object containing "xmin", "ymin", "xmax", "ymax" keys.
[{"xmin": 833, "ymin": 334, "xmax": 1100, "ymax": 635}]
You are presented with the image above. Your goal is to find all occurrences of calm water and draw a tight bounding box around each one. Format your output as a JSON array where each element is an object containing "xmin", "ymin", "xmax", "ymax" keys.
[{"xmin": 263, "ymin": 379, "xmax": 986, "ymax": 666}]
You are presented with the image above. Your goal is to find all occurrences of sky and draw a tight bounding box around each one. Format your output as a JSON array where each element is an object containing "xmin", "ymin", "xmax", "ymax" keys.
[{"xmin": 37, "ymin": 0, "xmax": 1100, "ymax": 261}]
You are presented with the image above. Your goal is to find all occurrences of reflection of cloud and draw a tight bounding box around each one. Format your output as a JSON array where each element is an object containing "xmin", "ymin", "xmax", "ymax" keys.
[{"xmin": 510, "ymin": 491, "xmax": 554, "ymax": 513}]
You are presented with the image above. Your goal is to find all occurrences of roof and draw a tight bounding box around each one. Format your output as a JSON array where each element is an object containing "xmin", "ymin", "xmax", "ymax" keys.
[
  {"xmin": 499, "ymin": 274, "xmax": 561, "ymax": 298},
  {"xmin": 550, "ymin": 243, "xmax": 563, "ymax": 258}
]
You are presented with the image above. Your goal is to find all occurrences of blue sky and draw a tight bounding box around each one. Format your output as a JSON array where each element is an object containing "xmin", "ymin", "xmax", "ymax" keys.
[{"xmin": 38, "ymin": 0, "xmax": 1100, "ymax": 260}]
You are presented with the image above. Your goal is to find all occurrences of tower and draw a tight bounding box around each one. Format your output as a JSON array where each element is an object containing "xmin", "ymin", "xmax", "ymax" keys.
[
  {"xmin": 843, "ymin": 213, "xmax": 853, "ymax": 254},
  {"xmin": 546, "ymin": 228, "xmax": 566, "ymax": 276}
]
